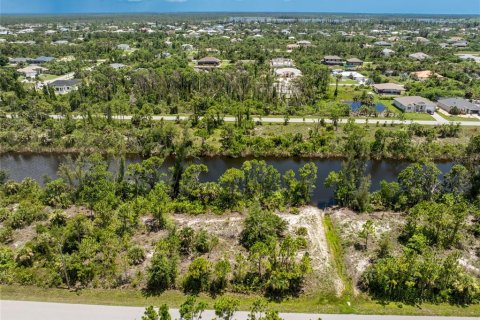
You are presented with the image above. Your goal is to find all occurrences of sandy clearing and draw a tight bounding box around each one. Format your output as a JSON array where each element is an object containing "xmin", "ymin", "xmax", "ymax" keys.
[{"xmin": 280, "ymin": 207, "xmax": 344, "ymax": 295}]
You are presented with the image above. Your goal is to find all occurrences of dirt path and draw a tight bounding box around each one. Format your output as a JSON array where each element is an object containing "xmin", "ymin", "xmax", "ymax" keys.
[{"xmin": 280, "ymin": 207, "xmax": 344, "ymax": 295}]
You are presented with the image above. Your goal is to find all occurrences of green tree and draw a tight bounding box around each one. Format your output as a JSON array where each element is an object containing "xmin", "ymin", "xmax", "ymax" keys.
[
  {"xmin": 179, "ymin": 296, "xmax": 207, "ymax": 320},
  {"xmin": 359, "ymin": 219, "xmax": 375, "ymax": 249},
  {"xmin": 183, "ymin": 257, "xmax": 212, "ymax": 294},
  {"xmin": 240, "ymin": 207, "xmax": 287, "ymax": 249},
  {"xmin": 147, "ymin": 249, "xmax": 177, "ymax": 293},
  {"xmin": 214, "ymin": 297, "xmax": 239, "ymax": 320}
]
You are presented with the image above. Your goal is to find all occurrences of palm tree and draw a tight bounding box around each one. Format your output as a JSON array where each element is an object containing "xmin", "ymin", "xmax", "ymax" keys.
[{"xmin": 334, "ymin": 74, "xmax": 342, "ymax": 97}]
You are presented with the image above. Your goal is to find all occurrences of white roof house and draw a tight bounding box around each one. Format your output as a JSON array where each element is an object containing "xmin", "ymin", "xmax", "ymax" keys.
[
  {"xmin": 381, "ymin": 48, "xmax": 395, "ymax": 56},
  {"xmin": 270, "ymin": 58, "xmax": 295, "ymax": 68},
  {"xmin": 117, "ymin": 44, "xmax": 130, "ymax": 50},
  {"xmin": 275, "ymin": 68, "xmax": 302, "ymax": 96},
  {"xmin": 17, "ymin": 65, "xmax": 48, "ymax": 78},
  {"xmin": 332, "ymin": 70, "xmax": 367, "ymax": 84}
]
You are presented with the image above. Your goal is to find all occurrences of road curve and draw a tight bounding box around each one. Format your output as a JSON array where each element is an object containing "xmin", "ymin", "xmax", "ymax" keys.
[{"xmin": 1, "ymin": 300, "xmax": 478, "ymax": 320}]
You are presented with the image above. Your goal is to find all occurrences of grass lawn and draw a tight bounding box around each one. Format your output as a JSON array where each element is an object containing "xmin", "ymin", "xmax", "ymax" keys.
[
  {"xmin": 330, "ymin": 79, "xmax": 359, "ymax": 85},
  {"xmin": 219, "ymin": 60, "xmax": 231, "ymax": 68},
  {"xmin": 2, "ymin": 285, "xmax": 480, "ymax": 316},
  {"xmin": 328, "ymin": 85, "xmax": 360, "ymax": 101},
  {"xmin": 38, "ymin": 74, "xmax": 59, "ymax": 81},
  {"xmin": 437, "ymin": 112, "xmax": 480, "ymax": 122},
  {"xmin": 403, "ymin": 113, "xmax": 435, "ymax": 121}
]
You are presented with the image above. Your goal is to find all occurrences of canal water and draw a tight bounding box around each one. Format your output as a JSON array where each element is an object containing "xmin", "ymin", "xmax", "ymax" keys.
[{"xmin": 0, "ymin": 154, "xmax": 454, "ymax": 207}]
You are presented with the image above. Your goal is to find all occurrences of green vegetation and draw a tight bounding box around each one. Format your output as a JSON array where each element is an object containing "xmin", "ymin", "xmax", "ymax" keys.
[
  {"xmin": 1, "ymin": 13, "xmax": 480, "ymax": 316},
  {"xmin": 3, "ymin": 285, "xmax": 480, "ymax": 316}
]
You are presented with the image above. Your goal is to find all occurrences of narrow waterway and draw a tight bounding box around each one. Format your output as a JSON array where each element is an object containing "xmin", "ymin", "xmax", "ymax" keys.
[{"xmin": 0, "ymin": 154, "xmax": 454, "ymax": 207}]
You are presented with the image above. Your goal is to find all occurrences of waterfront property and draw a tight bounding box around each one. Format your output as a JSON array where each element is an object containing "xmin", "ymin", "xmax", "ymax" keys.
[{"xmin": 393, "ymin": 96, "xmax": 436, "ymax": 114}]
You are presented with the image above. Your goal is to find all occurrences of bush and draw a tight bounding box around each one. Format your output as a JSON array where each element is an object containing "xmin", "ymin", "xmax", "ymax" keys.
[
  {"xmin": 128, "ymin": 246, "xmax": 146, "ymax": 265},
  {"xmin": 183, "ymin": 257, "xmax": 211, "ymax": 294},
  {"xmin": 147, "ymin": 250, "xmax": 177, "ymax": 293}
]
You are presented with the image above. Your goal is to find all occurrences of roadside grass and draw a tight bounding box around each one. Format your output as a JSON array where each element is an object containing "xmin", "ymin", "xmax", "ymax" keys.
[
  {"xmin": 437, "ymin": 112, "xmax": 480, "ymax": 122},
  {"xmin": 2, "ymin": 285, "xmax": 480, "ymax": 316},
  {"xmin": 403, "ymin": 113, "xmax": 435, "ymax": 121}
]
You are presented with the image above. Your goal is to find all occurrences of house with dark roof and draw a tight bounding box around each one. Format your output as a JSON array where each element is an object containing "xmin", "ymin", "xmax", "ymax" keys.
[
  {"xmin": 30, "ymin": 56, "xmax": 55, "ymax": 64},
  {"xmin": 49, "ymin": 79, "xmax": 80, "ymax": 94},
  {"xmin": 372, "ymin": 83, "xmax": 405, "ymax": 95},
  {"xmin": 9, "ymin": 57, "xmax": 29, "ymax": 64},
  {"xmin": 437, "ymin": 98, "xmax": 480, "ymax": 115},
  {"xmin": 196, "ymin": 57, "xmax": 221, "ymax": 69},
  {"xmin": 346, "ymin": 58, "xmax": 363, "ymax": 68},
  {"xmin": 322, "ymin": 55, "xmax": 343, "ymax": 66}
]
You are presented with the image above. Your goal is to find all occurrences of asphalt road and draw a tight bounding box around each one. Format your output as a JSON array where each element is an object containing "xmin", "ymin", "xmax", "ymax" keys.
[
  {"xmin": 1, "ymin": 300, "xmax": 479, "ymax": 320},
  {"xmin": 6, "ymin": 113, "xmax": 480, "ymax": 127}
]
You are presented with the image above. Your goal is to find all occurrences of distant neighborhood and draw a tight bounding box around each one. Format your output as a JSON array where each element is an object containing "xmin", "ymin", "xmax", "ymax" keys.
[{"xmin": 1, "ymin": 14, "xmax": 479, "ymax": 122}]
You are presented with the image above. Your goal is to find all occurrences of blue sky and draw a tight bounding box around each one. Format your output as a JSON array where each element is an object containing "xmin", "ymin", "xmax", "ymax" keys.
[{"xmin": 1, "ymin": 0, "xmax": 479, "ymax": 15}]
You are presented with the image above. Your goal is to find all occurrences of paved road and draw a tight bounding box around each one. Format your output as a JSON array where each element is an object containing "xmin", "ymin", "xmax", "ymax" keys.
[
  {"xmin": 1, "ymin": 300, "xmax": 479, "ymax": 320},
  {"xmin": 6, "ymin": 113, "xmax": 480, "ymax": 127}
]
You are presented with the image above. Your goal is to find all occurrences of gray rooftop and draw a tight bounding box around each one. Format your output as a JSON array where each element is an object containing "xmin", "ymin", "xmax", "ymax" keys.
[
  {"xmin": 438, "ymin": 97, "xmax": 480, "ymax": 111},
  {"xmin": 394, "ymin": 96, "xmax": 436, "ymax": 107},
  {"xmin": 324, "ymin": 55, "xmax": 342, "ymax": 60},
  {"xmin": 50, "ymin": 79, "xmax": 80, "ymax": 87}
]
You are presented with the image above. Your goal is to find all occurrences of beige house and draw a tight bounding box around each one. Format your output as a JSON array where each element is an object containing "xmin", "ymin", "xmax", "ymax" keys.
[{"xmin": 372, "ymin": 83, "xmax": 405, "ymax": 95}]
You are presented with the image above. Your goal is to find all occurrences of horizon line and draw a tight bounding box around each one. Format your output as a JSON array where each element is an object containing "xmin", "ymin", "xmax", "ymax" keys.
[{"xmin": 2, "ymin": 11, "xmax": 479, "ymax": 17}]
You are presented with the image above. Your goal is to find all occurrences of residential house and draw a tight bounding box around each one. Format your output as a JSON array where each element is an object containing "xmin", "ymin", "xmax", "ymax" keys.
[
  {"xmin": 52, "ymin": 40, "xmax": 69, "ymax": 45},
  {"xmin": 437, "ymin": 98, "xmax": 480, "ymax": 114},
  {"xmin": 374, "ymin": 41, "xmax": 392, "ymax": 47},
  {"xmin": 345, "ymin": 58, "xmax": 363, "ymax": 68},
  {"xmin": 409, "ymin": 52, "xmax": 431, "ymax": 61},
  {"xmin": 30, "ymin": 56, "xmax": 55, "ymax": 64},
  {"xmin": 270, "ymin": 58, "xmax": 294, "ymax": 68},
  {"xmin": 117, "ymin": 44, "xmax": 130, "ymax": 50},
  {"xmin": 109, "ymin": 63, "xmax": 126, "ymax": 70},
  {"xmin": 381, "ymin": 48, "xmax": 395, "ymax": 57},
  {"xmin": 297, "ymin": 40, "xmax": 312, "ymax": 48},
  {"xmin": 410, "ymin": 70, "xmax": 443, "ymax": 81},
  {"xmin": 372, "ymin": 83, "xmax": 405, "ymax": 95},
  {"xmin": 286, "ymin": 44, "xmax": 300, "ymax": 51},
  {"xmin": 17, "ymin": 65, "xmax": 48, "ymax": 79},
  {"xmin": 9, "ymin": 57, "xmax": 29, "ymax": 65},
  {"xmin": 181, "ymin": 44, "xmax": 194, "ymax": 51},
  {"xmin": 196, "ymin": 57, "xmax": 221, "ymax": 70},
  {"xmin": 275, "ymin": 68, "xmax": 302, "ymax": 96},
  {"xmin": 393, "ymin": 96, "xmax": 436, "ymax": 114},
  {"xmin": 332, "ymin": 70, "xmax": 367, "ymax": 84},
  {"xmin": 452, "ymin": 41, "xmax": 468, "ymax": 48},
  {"xmin": 49, "ymin": 79, "xmax": 80, "ymax": 94},
  {"xmin": 458, "ymin": 54, "xmax": 480, "ymax": 63},
  {"xmin": 323, "ymin": 55, "xmax": 343, "ymax": 66}
]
